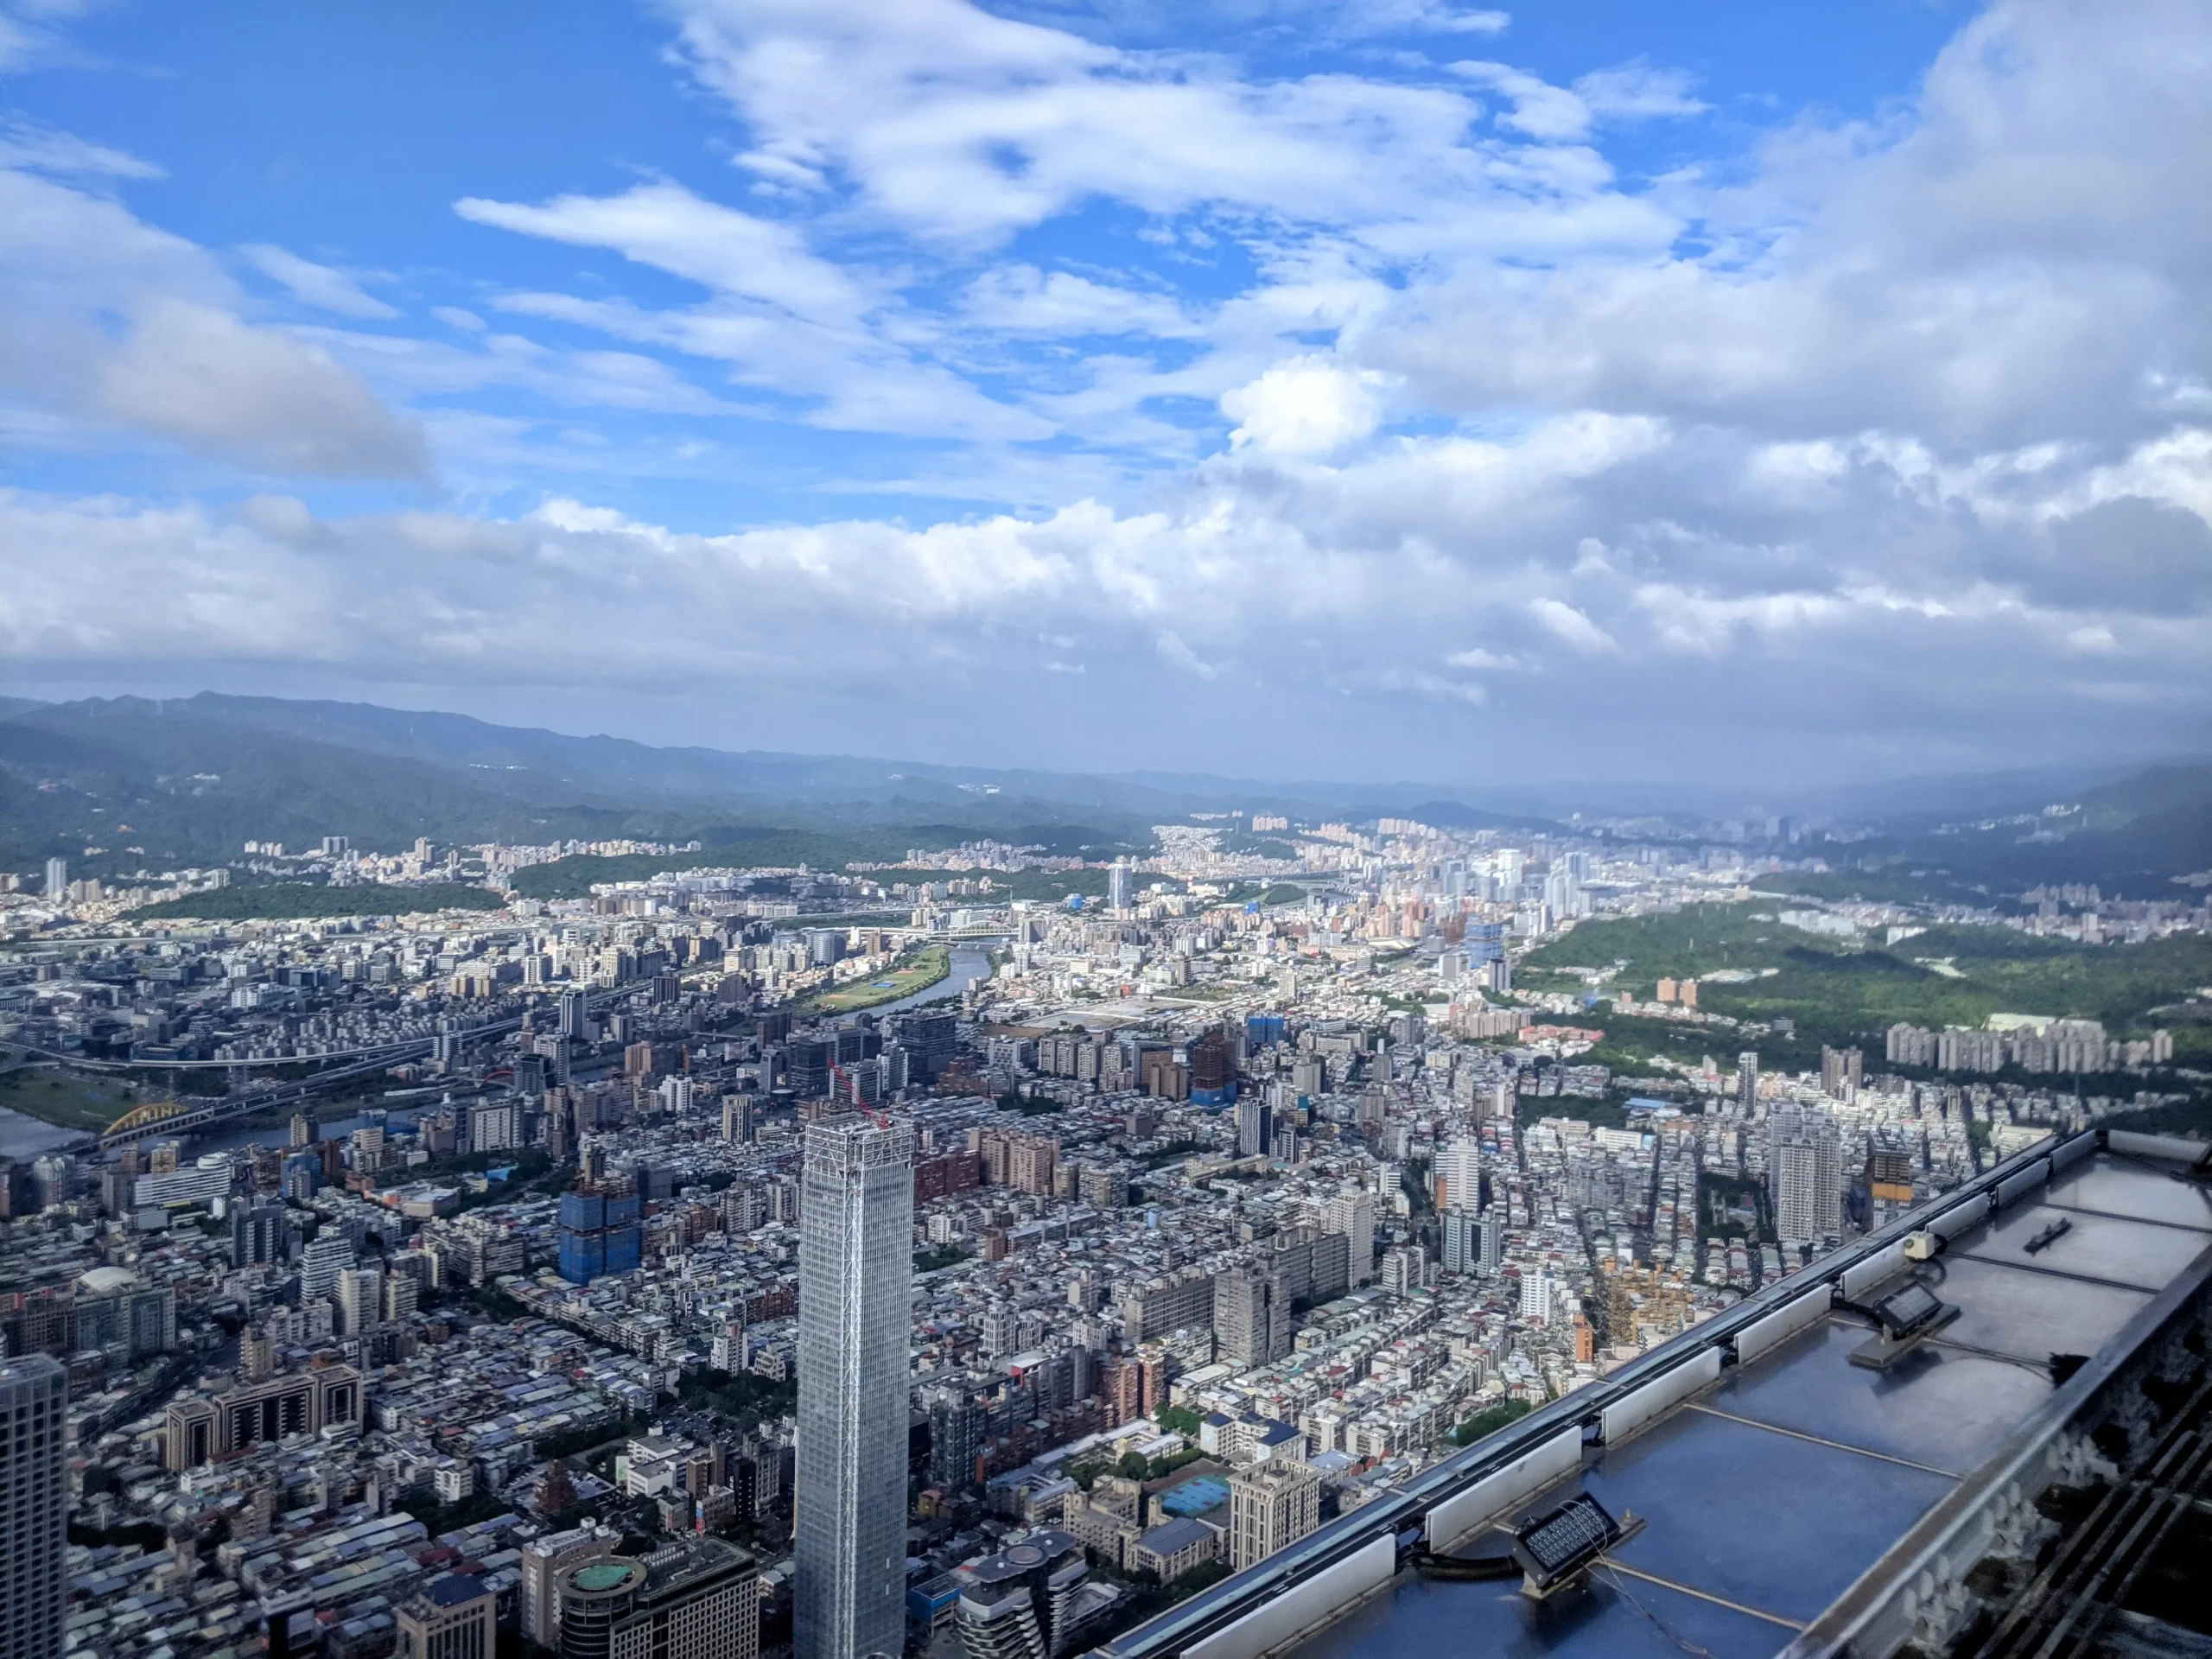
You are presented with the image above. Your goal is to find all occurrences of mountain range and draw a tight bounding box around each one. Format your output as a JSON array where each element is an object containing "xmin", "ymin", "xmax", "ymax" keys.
[{"xmin": 0, "ymin": 693, "xmax": 2205, "ymax": 899}]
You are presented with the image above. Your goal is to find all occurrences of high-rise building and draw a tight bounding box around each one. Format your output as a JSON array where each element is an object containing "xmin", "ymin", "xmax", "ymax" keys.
[
  {"xmin": 1107, "ymin": 860, "xmax": 1132, "ymax": 912},
  {"xmin": 522, "ymin": 1524, "xmax": 619, "ymax": 1646},
  {"xmin": 558, "ymin": 1190, "xmax": 643, "ymax": 1285},
  {"xmin": 1212, "ymin": 1264, "xmax": 1287, "ymax": 1369},
  {"xmin": 560, "ymin": 1540, "xmax": 758, "ymax": 1659},
  {"xmin": 0, "ymin": 1355, "xmax": 67, "ymax": 1659},
  {"xmin": 299, "ymin": 1232, "xmax": 357, "ymax": 1302},
  {"xmin": 1821, "ymin": 1046, "xmax": 1864, "ymax": 1102},
  {"xmin": 796, "ymin": 1116, "xmax": 912, "ymax": 1659},
  {"xmin": 334, "ymin": 1265, "xmax": 384, "ymax": 1337},
  {"xmin": 1322, "ymin": 1186, "xmax": 1375, "ymax": 1283},
  {"xmin": 1520, "ymin": 1268, "xmax": 1553, "ymax": 1323},
  {"xmin": 926, "ymin": 1387, "xmax": 987, "ymax": 1494},
  {"xmin": 397, "ymin": 1575, "xmax": 498, "ymax": 1659},
  {"xmin": 43, "ymin": 857, "xmax": 67, "ymax": 899},
  {"xmin": 1440, "ymin": 1209, "xmax": 1479, "ymax": 1274},
  {"xmin": 1433, "ymin": 1136, "xmax": 1481, "ymax": 1213},
  {"xmin": 952, "ymin": 1529, "xmax": 1089, "ymax": 1659},
  {"xmin": 1478, "ymin": 1205, "xmax": 1505, "ymax": 1276},
  {"xmin": 230, "ymin": 1197, "xmax": 296, "ymax": 1268},
  {"xmin": 1773, "ymin": 1108, "xmax": 1843, "ymax": 1244},
  {"xmin": 1233, "ymin": 1096, "xmax": 1271, "ymax": 1159},
  {"xmin": 1737, "ymin": 1051, "xmax": 1760, "ymax": 1113},
  {"xmin": 1228, "ymin": 1461, "xmax": 1322, "ymax": 1571}
]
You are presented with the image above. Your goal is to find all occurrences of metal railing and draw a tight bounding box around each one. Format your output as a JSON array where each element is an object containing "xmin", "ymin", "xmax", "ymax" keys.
[{"xmin": 1091, "ymin": 1125, "xmax": 2100, "ymax": 1659}]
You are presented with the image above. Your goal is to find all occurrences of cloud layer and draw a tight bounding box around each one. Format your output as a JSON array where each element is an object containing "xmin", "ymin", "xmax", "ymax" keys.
[{"xmin": 0, "ymin": 0, "xmax": 2208, "ymax": 782}]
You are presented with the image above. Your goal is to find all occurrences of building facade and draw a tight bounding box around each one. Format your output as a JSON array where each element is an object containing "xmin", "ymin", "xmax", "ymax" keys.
[
  {"xmin": 795, "ymin": 1116, "xmax": 912, "ymax": 1659},
  {"xmin": 0, "ymin": 1355, "xmax": 67, "ymax": 1659}
]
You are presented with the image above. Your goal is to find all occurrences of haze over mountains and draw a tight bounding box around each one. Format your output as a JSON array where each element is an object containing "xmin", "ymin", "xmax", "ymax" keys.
[{"xmin": 0, "ymin": 693, "xmax": 2206, "ymax": 901}]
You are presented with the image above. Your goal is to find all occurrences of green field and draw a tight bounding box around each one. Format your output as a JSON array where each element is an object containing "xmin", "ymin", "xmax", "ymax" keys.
[
  {"xmin": 1524, "ymin": 901, "xmax": 2212, "ymax": 1054},
  {"xmin": 798, "ymin": 945, "xmax": 952, "ymax": 1014},
  {"xmin": 129, "ymin": 882, "xmax": 503, "ymax": 920},
  {"xmin": 0, "ymin": 1066, "xmax": 143, "ymax": 1131}
]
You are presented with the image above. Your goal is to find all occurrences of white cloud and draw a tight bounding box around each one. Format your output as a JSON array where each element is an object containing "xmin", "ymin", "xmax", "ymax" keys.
[
  {"xmin": 1528, "ymin": 596, "xmax": 1617, "ymax": 653},
  {"xmin": 959, "ymin": 266, "xmax": 1196, "ymax": 338},
  {"xmin": 0, "ymin": 159, "xmax": 428, "ymax": 477},
  {"xmin": 1336, "ymin": 2, "xmax": 1510, "ymax": 38},
  {"xmin": 239, "ymin": 245, "xmax": 398, "ymax": 320},
  {"xmin": 1573, "ymin": 61, "xmax": 1706, "ymax": 123},
  {"xmin": 1449, "ymin": 61, "xmax": 1590, "ymax": 141},
  {"xmin": 0, "ymin": 119, "xmax": 162, "ymax": 178},
  {"xmin": 1221, "ymin": 356, "xmax": 1387, "ymax": 454},
  {"xmin": 94, "ymin": 300, "xmax": 429, "ymax": 476}
]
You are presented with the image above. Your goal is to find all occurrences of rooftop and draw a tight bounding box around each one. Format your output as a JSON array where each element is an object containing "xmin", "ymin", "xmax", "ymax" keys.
[{"xmin": 1095, "ymin": 1128, "xmax": 2212, "ymax": 1659}]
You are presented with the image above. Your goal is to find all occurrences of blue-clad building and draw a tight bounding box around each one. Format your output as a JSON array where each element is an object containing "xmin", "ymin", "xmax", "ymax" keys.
[{"xmin": 556, "ymin": 1191, "xmax": 642, "ymax": 1285}]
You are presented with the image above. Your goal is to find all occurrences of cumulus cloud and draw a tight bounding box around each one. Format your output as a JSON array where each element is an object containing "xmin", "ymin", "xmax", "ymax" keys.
[
  {"xmin": 1220, "ymin": 356, "xmax": 1387, "ymax": 455},
  {"xmin": 0, "ymin": 159, "xmax": 429, "ymax": 477},
  {"xmin": 3, "ymin": 0, "xmax": 2210, "ymax": 781},
  {"xmin": 94, "ymin": 300, "xmax": 429, "ymax": 476}
]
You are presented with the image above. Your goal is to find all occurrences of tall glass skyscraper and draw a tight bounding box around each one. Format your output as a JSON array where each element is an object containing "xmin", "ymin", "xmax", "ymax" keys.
[
  {"xmin": 796, "ymin": 1116, "xmax": 912, "ymax": 1659},
  {"xmin": 0, "ymin": 1354, "xmax": 67, "ymax": 1659}
]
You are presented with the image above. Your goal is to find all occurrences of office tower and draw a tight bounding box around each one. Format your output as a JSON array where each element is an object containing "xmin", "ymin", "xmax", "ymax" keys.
[
  {"xmin": 796, "ymin": 1116, "xmax": 912, "ymax": 1659},
  {"xmin": 43, "ymin": 857, "xmax": 67, "ymax": 899},
  {"xmin": 231, "ymin": 1197, "xmax": 295, "ymax": 1268},
  {"xmin": 1228, "ymin": 1462, "xmax": 1322, "ymax": 1570},
  {"xmin": 397, "ymin": 1575, "xmax": 497, "ymax": 1659},
  {"xmin": 523, "ymin": 1525, "xmax": 619, "ymax": 1648},
  {"xmin": 1107, "ymin": 859, "xmax": 1132, "ymax": 911},
  {"xmin": 0, "ymin": 1355, "xmax": 67, "ymax": 1659},
  {"xmin": 559, "ymin": 1540, "xmax": 758, "ymax": 1659},
  {"xmin": 1737, "ymin": 1051, "xmax": 1760, "ymax": 1113},
  {"xmin": 559, "ymin": 988, "xmax": 588, "ymax": 1040},
  {"xmin": 1233, "ymin": 1095, "xmax": 1270, "ymax": 1158}
]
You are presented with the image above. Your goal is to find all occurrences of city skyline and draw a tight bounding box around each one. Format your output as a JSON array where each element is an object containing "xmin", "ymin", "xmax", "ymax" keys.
[{"xmin": 2, "ymin": 1, "xmax": 2209, "ymax": 782}]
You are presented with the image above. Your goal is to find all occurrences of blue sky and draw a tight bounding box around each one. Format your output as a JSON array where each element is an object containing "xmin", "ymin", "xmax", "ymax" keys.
[{"xmin": 2, "ymin": 0, "xmax": 2207, "ymax": 785}]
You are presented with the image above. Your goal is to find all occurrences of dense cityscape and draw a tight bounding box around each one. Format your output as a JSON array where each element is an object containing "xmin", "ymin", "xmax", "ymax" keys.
[
  {"xmin": 3, "ymin": 0, "xmax": 2210, "ymax": 1653},
  {"xmin": 2, "ymin": 810, "xmax": 2202, "ymax": 1659}
]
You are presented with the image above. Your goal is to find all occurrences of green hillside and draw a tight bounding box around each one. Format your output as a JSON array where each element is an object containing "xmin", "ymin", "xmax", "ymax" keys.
[
  {"xmin": 1524, "ymin": 901, "xmax": 2212, "ymax": 1058},
  {"xmin": 129, "ymin": 883, "xmax": 505, "ymax": 919}
]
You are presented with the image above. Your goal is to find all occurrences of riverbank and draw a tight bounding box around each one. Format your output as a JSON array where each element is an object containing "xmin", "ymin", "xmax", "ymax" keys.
[{"xmin": 798, "ymin": 945, "xmax": 952, "ymax": 1016}]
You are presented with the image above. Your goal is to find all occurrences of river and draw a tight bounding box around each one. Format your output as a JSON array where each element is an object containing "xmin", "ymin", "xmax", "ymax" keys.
[{"xmin": 861, "ymin": 944, "xmax": 995, "ymax": 1016}]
